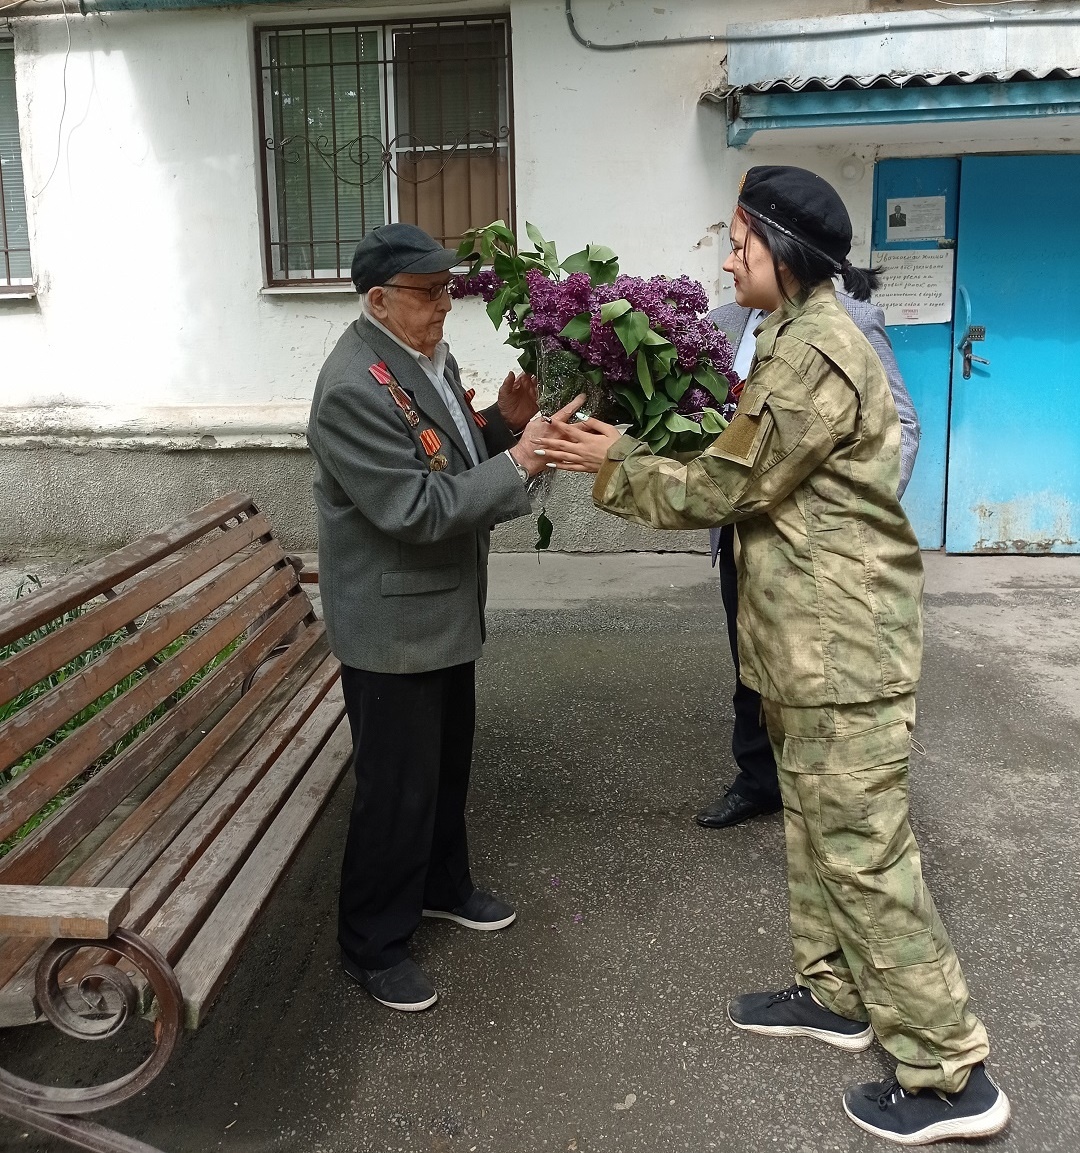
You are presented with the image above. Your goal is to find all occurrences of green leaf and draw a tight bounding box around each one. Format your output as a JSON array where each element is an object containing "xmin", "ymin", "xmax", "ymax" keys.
[
  {"xmin": 492, "ymin": 251, "xmax": 522, "ymax": 282},
  {"xmin": 513, "ymin": 301, "xmax": 531, "ymax": 320},
  {"xmin": 640, "ymin": 330, "xmax": 671, "ymax": 347},
  {"xmin": 651, "ymin": 345, "xmax": 679, "ymax": 374},
  {"xmin": 559, "ymin": 313, "xmax": 593, "ymax": 342},
  {"xmin": 534, "ymin": 511, "xmax": 554, "ymax": 551},
  {"xmin": 699, "ymin": 408, "xmax": 729, "ymax": 434},
  {"xmin": 587, "ymin": 244, "xmax": 617, "ymax": 264},
  {"xmin": 644, "ymin": 392, "xmax": 675, "ymax": 415},
  {"xmin": 486, "ymin": 287, "xmax": 513, "ymax": 327},
  {"xmin": 648, "ymin": 428, "xmax": 674, "ymax": 455},
  {"xmin": 591, "ymin": 259, "xmax": 621, "ymax": 285},
  {"xmin": 525, "ymin": 221, "xmax": 548, "ymax": 252},
  {"xmin": 663, "ymin": 412, "xmax": 700, "ymax": 434},
  {"xmin": 599, "ymin": 299, "xmax": 632, "ymax": 324},
  {"xmin": 613, "ymin": 310, "xmax": 651, "ymax": 356},
  {"xmin": 663, "ymin": 373, "xmax": 691, "ymax": 405},
  {"xmin": 635, "ymin": 351, "xmax": 654, "ymax": 397},
  {"xmin": 560, "ymin": 248, "xmax": 591, "ymax": 275},
  {"xmin": 613, "ymin": 386, "xmax": 644, "ymax": 423},
  {"xmin": 486, "ymin": 220, "xmax": 517, "ymax": 247},
  {"xmin": 694, "ymin": 363, "xmax": 728, "ymax": 403}
]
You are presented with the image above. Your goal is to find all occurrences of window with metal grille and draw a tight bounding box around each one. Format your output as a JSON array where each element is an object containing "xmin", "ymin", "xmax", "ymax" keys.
[
  {"xmin": 256, "ymin": 17, "xmax": 512, "ymax": 286},
  {"xmin": 0, "ymin": 37, "xmax": 32, "ymax": 291}
]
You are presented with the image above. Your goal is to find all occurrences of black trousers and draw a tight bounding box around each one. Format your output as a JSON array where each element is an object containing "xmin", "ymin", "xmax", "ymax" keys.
[
  {"xmin": 338, "ymin": 662, "xmax": 476, "ymax": 970},
  {"xmin": 717, "ymin": 525, "xmax": 782, "ymax": 808}
]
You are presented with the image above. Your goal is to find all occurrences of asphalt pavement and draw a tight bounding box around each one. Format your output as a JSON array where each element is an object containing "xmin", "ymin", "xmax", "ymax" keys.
[{"xmin": 1, "ymin": 550, "xmax": 1078, "ymax": 1153}]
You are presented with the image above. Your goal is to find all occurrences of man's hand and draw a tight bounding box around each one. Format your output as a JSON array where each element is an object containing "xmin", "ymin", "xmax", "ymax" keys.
[
  {"xmin": 536, "ymin": 394, "xmax": 622, "ymax": 474},
  {"xmin": 508, "ymin": 416, "xmax": 552, "ymax": 478},
  {"xmin": 496, "ymin": 371, "xmax": 539, "ymax": 433}
]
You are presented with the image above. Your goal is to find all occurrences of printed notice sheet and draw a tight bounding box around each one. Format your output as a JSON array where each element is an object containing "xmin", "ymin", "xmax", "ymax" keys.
[
  {"xmin": 870, "ymin": 249, "xmax": 954, "ymax": 326},
  {"xmin": 885, "ymin": 195, "xmax": 947, "ymax": 242}
]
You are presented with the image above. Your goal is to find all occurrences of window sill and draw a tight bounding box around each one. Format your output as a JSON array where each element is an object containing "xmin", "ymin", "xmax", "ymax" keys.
[
  {"xmin": 260, "ymin": 283, "xmax": 357, "ymax": 297},
  {"xmin": 0, "ymin": 287, "xmax": 37, "ymax": 301}
]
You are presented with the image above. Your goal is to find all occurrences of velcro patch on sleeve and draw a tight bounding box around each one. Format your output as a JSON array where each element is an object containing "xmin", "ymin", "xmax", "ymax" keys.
[{"xmin": 709, "ymin": 412, "xmax": 767, "ymax": 465}]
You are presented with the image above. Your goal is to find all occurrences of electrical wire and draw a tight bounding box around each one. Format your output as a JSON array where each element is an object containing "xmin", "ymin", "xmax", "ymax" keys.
[
  {"xmin": 565, "ymin": 0, "xmax": 1080, "ymax": 51},
  {"xmin": 31, "ymin": 0, "xmax": 71, "ymax": 197}
]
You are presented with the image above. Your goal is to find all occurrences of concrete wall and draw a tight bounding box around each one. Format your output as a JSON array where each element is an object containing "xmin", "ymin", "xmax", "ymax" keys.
[{"xmin": 1, "ymin": 0, "xmax": 1077, "ymax": 551}]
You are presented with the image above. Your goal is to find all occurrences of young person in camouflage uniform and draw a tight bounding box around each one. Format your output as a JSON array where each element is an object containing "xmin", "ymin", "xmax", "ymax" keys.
[{"xmin": 537, "ymin": 166, "xmax": 1009, "ymax": 1146}]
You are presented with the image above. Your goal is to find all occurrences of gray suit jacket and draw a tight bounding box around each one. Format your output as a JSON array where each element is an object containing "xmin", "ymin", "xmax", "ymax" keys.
[
  {"xmin": 308, "ymin": 316, "xmax": 532, "ymax": 674},
  {"xmin": 707, "ymin": 293, "xmax": 920, "ymax": 561}
]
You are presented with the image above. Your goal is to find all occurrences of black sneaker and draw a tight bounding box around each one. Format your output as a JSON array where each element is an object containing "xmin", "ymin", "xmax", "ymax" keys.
[
  {"xmin": 342, "ymin": 956, "xmax": 437, "ymax": 1012},
  {"xmin": 422, "ymin": 888, "xmax": 516, "ymax": 931},
  {"xmin": 843, "ymin": 1064, "xmax": 1010, "ymax": 1145},
  {"xmin": 728, "ymin": 984, "xmax": 873, "ymax": 1052}
]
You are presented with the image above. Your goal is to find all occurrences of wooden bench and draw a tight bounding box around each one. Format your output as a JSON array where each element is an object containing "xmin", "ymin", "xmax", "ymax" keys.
[{"xmin": 0, "ymin": 493, "xmax": 351, "ymax": 1153}]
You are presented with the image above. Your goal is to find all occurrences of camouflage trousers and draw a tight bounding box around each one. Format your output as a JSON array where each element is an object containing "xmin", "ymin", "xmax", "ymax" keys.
[{"xmin": 761, "ymin": 694, "xmax": 990, "ymax": 1094}]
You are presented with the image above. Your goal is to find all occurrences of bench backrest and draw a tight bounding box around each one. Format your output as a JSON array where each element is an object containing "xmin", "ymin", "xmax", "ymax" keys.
[{"xmin": 0, "ymin": 492, "xmax": 320, "ymax": 893}]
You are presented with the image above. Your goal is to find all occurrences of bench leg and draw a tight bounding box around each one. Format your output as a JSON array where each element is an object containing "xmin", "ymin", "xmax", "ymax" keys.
[
  {"xmin": 0, "ymin": 1093, "xmax": 168, "ymax": 1153},
  {"xmin": 0, "ymin": 929, "xmax": 183, "ymax": 1152}
]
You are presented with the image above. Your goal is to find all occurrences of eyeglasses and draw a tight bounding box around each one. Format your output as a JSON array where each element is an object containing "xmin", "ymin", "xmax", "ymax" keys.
[{"xmin": 381, "ymin": 281, "xmax": 452, "ymax": 302}]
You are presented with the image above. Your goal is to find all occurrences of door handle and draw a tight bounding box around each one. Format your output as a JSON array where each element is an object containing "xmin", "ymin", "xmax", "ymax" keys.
[{"xmin": 958, "ymin": 322, "xmax": 988, "ymax": 379}]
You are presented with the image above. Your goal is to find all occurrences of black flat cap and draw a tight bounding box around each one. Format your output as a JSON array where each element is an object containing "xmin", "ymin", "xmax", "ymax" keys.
[
  {"xmin": 350, "ymin": 223, "xmax": 459, "ymax": 293},
  {"xmin": 738, "ymin": 166, "xmax": 852, "ymax": 269}
]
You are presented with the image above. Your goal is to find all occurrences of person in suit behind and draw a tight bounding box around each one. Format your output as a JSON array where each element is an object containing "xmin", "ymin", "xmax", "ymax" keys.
[
  {"xmin": 695, "ymin": 287, "xmax": 921, "ymax": 830},
  {"xmin": 889, "ymin": 204, "xmax": 907, "ymax": 227},
  {"xmin": 307, "ymin": 224, "xmax": 552, "ymax": 1012}
]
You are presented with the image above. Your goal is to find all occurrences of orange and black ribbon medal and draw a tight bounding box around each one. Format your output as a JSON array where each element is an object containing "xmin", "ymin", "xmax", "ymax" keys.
[
  {"xmin": 420, "ymin": 428, "xmax": 448, "ymax": 471},
  {"xmin": 370, "ymin": 361, "xmax": 420, "ymax": 426},
  {"xmin": 462, "ymin": 387, "xmax": 488, "ymax": 429}
]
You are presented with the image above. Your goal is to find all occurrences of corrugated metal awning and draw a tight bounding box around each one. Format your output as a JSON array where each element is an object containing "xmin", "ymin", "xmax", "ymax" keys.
[
  {"xmin": 728, "ymin": 66, "xmax": 1080, "ymax": 96},
  {"xmin": 707, "ymin": 10, "xmax": 1080, "ymax": 145}
]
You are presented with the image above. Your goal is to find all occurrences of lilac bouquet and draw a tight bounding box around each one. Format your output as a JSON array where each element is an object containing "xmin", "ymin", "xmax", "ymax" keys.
[{"xmin": 452, "ymin": 222, "xmax": 739, "ymax": 457}]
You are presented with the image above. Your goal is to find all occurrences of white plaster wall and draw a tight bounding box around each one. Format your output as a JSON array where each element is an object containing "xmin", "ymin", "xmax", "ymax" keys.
[{"xmin": 1, "ymin": 0, "xmax": 1077, "ymax": 450}]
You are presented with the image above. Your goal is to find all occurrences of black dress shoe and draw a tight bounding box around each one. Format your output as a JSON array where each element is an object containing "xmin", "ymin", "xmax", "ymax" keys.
[
  {"xmin": 695, "ymin": 789, "xmax": 780, "ymax": 828},
  {"xmin": 342, "ymin": 956, "xmax": 437, "ymax": 1012},
  {"xmin": 423, "ymin": 888, "xmax": 516, "ymax": 930}
]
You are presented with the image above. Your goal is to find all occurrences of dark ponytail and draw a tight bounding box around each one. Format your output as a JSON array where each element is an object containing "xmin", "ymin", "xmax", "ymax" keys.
[{"xmin": 839, "ymin": 260, "xmax": 881, "ymax": 302}]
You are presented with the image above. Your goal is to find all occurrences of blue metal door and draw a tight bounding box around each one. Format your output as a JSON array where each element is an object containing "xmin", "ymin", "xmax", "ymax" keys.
[
  {"xmin": 872, "ymin": 158, "xmax": 960, "ymax": 548},
  {"xmin": 947, "ymin": 154, "xmax": 1080, "ymax": 553}
]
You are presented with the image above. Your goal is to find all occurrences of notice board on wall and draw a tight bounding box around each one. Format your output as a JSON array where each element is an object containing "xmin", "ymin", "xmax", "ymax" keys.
[{"xmin": 870, "ymin": 249, "xmax": 954, "ymax": 326}]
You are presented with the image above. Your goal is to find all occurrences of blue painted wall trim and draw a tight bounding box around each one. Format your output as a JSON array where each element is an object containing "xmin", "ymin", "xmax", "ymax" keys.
[{"xmin": 728, "ymin": 79, "xmax": 1080, "ymax": 146}]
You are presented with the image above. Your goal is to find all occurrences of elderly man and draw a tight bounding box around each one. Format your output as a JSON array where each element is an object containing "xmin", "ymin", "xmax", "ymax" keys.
[
  {"xmin": 697, "ymin": 291, "xmax": 921, "ymax": 830},
  {"xmin": 307, "ymin": 223, "xmax": 547, "ymax": 1012}
]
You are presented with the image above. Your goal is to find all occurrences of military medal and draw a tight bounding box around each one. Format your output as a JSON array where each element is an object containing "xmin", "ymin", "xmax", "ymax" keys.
[
  {"xmin": 428, "ymin": 454, "xmax": 448, "ymax": 472},
  {"xmin": 371, "ymin": 362, "xmax": 423, "ymax": 427}
]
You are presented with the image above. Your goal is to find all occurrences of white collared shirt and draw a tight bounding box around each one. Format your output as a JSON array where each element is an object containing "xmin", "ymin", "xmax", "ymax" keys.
[
  {"xmin": 733, "ymin": 308, "xmax": 767, "ymax": 382},
  {"xmin": 365, "ymin": 312, "xmax": 479, "ymax": 465}
]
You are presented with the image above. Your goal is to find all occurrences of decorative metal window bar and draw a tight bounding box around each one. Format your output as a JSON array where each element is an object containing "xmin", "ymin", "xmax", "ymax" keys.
[
  {"xmin": 256, "ymin": 16, "xmax": 513, "ymax": 286},
  {"xmin": 0, "ymin": 38, "xmax": 32, "ymax": 291}
]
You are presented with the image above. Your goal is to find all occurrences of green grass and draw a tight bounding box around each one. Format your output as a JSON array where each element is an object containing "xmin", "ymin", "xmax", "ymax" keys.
[{"xmin": 0, "ymin": 575, "xmax": 240, "ymax": 857}]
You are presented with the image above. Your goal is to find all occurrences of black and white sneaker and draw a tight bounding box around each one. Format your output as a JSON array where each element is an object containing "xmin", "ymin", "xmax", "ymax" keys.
[
  {"xmin": 423, "ymin": 888, "xmax": 516, "ymax": 931},
  {"xmin": 843, "ymin": 1064, "xmax": 1010, "ymax": 1145},
  {"xmin": 342, "ymin": 956, "xmax": 438, "ymax": 1012},
  {"xmin": 728, "ymin": 984, "xmax": 873, "ymax": 1052}
]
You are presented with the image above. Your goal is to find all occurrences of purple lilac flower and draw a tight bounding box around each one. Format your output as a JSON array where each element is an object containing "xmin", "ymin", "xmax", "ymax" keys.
[
  {"xmin": 523, "ymin": 271, "xmax": 594, "ymax": 338},
  {"xmin": 675, "ymin": 384, "xmax": 716, "ymax": 423},
  {"xmin": 449, "ymin": 270, "xmax": 504, "ymax": 303}
]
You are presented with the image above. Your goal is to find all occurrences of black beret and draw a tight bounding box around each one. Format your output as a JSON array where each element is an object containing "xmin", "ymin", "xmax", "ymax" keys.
[
  {"xmin": 350, "ymin": 223, "xmax": 459, "ymax": 293},
  {"xmin": 738, "ymin": 166, "xmax": 852, "ymax": 270}
]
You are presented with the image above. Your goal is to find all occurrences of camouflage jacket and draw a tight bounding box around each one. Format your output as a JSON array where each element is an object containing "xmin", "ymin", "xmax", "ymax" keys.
[{"xmin": 593, "ymin": 283, "xmax": 923, "ymax": 706}]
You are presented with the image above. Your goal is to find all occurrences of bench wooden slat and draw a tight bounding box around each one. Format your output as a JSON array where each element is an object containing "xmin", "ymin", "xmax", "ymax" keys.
[
  {"xmin": 0, "ymin": 514, "xmax": 274, "ymax": 711},
  {"xmin": 0, "ymin": 628, "xmax": 328, "ymax": 997},
  {"xmin": 123, "ymin": 656, "xmax": 342, "ymax": 948},
  {"xmin": 0, "ymin": 596, "xmax": 316, "ymax": 890},
  {"xmin": 0, "ymin": 886, "xmax": 130, "ymax": 940},
  {"xmin": 0, "ymin": 493, "xmax": 256, "ymax": 649},
  {"xmin": 0, "ymin": 566, "xmax": 299, "ymax": 844},
  {"xmin": 96, "ymin": 637, "xmax": 331, "ymax": 894},
  {"xmin": 0, "ymin": 541, "xmax": 287, "ymax": 774},
  {"xmin": 144, "ymin": 686, "xmax": 346, "ymax": 965},
  {"xmin": 174, "ymin": 714, "xmax": 352, "ymax": 1028}
]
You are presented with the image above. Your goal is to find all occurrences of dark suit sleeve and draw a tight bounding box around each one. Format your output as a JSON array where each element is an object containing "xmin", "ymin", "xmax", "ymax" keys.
[
  {"xmin": 479, "ymin": 404, "xmax": 519, "ymax": 455},
  {"xmin": 311, "ymin": 371, "xmax": 532, "ymax": 546},
  {"xmin": 843, "ymin": 296, "xmax": 921, "ymax": 499}
]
